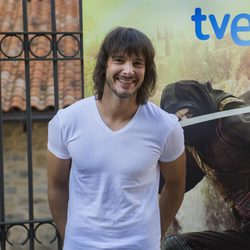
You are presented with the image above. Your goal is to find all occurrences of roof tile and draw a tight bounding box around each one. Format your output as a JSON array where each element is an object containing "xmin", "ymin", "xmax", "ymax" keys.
[{"xmin": 0, "ymin": 0, "xmax": 82, "ymax": 112}]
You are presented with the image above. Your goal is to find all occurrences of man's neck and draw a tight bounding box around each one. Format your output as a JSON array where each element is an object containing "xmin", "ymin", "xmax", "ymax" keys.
[{"xmin": 96, "ymin": 94, "xmax": 139, "ymax": 131}]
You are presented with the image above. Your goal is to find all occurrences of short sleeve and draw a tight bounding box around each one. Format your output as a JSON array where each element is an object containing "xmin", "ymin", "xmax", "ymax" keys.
[
  {"xmin": 47, "ymin": 113, "xmax": 71, "ymax": 159},
  {"xmin": 159, "ymin": 121, "xmax": 185, "ymax": 162}
]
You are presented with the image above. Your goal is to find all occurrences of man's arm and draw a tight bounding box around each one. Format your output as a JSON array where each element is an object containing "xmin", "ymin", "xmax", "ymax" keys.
[
  {"xmin": 47, "ymin": 150, "xmax": 71, "ymax": 242},
  {"xmin": 159, "ymin": 151, "xmax": 186, "ymax": 239}
]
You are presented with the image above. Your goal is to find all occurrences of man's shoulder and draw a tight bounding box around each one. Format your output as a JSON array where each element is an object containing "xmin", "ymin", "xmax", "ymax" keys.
[
  {"xmin": 143, "ymin": 101, "xmax": 178, "ymax": 124},
  {"xmin": 64, "ymin": 96, "xmax": 93, "ymax": 110},
  {"xmin": 53, "ymin": 96, "xmax": 94, "ymax": 127},
  {"xmin": 58, "ymin": 96, "xmax": 94, "ymax": 115}
]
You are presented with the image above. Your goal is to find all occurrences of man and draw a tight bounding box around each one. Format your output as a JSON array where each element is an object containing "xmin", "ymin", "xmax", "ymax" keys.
[
  {"xmin": 160, "ymin": 80, "xmax": 250, "ymax": 250},
  {"xmin": 47, "ymin": 27, "xmax": 186, "ymax": 250}
]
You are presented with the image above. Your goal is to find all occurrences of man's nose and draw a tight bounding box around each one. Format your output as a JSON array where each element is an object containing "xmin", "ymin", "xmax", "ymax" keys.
[{"xmin": 123, "ymin": 62, "xmax": 134, "ymax": 75}]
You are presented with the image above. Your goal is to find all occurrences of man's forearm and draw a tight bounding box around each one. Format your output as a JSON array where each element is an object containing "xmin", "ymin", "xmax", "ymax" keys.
[
  {"xmin": 159, "ymin": 184, "xmax": 184, "ymax": 239},
  {"xmin": 48, "ymin": 187, "xmax": 68, "ymax": 242}
]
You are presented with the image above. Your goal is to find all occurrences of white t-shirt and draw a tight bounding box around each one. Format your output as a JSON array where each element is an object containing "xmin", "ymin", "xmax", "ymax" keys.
[{"xmin": 48, "ymin": 96, "xmax": 184, "ymax": 250}]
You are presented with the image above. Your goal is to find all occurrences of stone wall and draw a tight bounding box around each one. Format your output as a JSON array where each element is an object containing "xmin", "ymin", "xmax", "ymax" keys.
[{"xmin": 2, "ymin": 121, "xmax": 57, "ymax": 250}]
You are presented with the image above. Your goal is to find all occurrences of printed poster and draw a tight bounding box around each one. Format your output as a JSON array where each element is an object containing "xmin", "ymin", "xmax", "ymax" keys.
[{"xmin": 82, "ymin": 0, "xmax": 250, "ymax": 233}]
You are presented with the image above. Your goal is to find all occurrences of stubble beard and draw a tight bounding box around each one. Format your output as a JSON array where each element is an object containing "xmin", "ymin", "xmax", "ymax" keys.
[{"xmin": 106, "ymin": 78, "xmax": 137, "ymax": 99}]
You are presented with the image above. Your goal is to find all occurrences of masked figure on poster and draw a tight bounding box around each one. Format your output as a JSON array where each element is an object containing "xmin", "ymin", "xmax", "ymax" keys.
[{"xmin": 160, "ymin": 80, "xmax": 250, "ymax": 250}]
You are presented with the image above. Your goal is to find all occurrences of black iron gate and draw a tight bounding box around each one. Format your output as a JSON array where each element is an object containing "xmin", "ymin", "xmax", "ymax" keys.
[{"xmin": 0, "ymin": 0, "xmax": 84, "ymax": 249}]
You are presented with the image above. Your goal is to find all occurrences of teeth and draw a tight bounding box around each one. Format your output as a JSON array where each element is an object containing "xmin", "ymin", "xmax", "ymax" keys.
[{"xmin": 118, "ymin": 77, "xmax": 134, "ymax": 84}]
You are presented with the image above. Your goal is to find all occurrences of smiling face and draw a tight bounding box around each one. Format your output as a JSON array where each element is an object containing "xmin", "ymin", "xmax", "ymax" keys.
[{"xmin": 104, "ymin": 52, "xmax": 146, "ymax": 100}]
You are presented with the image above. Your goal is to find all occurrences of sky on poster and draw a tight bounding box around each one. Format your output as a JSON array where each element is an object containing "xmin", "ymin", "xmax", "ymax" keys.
[{"xmin": 83, "ymin": 0, "xmax": 249, "ymax": 43}]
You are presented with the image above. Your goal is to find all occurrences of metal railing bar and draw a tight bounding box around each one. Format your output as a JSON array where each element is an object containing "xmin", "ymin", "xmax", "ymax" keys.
[
  {"xmin": 50, "ymin": 0, "xmax": 59, "ymax": 112},
  {"xmin": 0, "ymin": 54, "xmax": 6, "ymax": 250},
  {"xmin": 0, "ymin": 57, "xmax": 83, "ymax": 61},
  {"xmin": 0, "ymin": 218, "xmax": 53, "ymax": 226},
  {"xmin": 78, "ymin": 0, "xmax": 84, "ymax": 99},
  {"xmin": 22, "ymin": 0, "xmax": 35, "ymax": 249},
  {"xmin": 0, "ymin": 31, "xmax": 82, "ymax": 35}
]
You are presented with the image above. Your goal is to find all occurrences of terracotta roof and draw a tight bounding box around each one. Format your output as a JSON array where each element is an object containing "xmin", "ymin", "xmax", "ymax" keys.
[{"xmin": 0, "ymin": 0, "xmax": 82, "ymax": 112}]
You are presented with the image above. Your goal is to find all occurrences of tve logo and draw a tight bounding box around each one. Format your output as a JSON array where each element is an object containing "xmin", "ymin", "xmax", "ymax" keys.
[{"xmin": 191, "ymin": 8, "xmax": 250, "ymax": 46}]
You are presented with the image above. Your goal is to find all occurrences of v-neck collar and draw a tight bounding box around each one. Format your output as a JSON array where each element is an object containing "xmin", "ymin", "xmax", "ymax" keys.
[{"xmin": 92, "ymin": 96, "xmax": 142, "ymax": 135}]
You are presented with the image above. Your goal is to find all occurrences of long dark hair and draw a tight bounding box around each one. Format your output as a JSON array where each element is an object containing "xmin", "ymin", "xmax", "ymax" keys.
[{"xmin": 93, "ymin": 26, "xmax": 157, "ymax": 104}]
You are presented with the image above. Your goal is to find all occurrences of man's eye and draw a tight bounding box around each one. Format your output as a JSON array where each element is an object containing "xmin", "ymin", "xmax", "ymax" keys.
[
  {"xmin": 134, "ymin": 61, "xmax": 144, "ymax": 67},
  {"xmin": 113, "ymin": 58, "xmax": 123, "ymax": 63}
]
